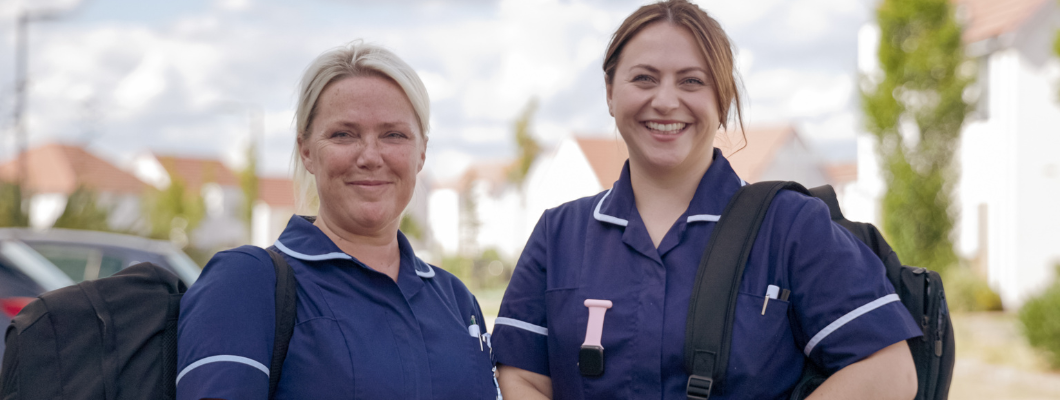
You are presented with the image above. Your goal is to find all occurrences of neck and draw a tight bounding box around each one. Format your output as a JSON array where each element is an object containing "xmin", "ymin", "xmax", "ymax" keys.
[
  {"xmin": 313, "ymin": 211, "xmax": 402, "ymax": 281},
  {"xmin": 629, "ymin": 153, "xmax": 713, "ymax": 248}
]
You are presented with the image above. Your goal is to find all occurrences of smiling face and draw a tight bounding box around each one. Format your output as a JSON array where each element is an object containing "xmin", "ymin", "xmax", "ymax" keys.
[
  {"xmin": 299, "ymin": 75, "xmax": 425, "ymax": 236},
  {"xmin": 607, "ymin": 22, "xmax": 720, "ymax": 178}
]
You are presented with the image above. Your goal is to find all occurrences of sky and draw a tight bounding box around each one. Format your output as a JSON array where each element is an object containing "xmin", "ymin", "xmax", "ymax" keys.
[{"xmin": 0, "ymin": 0, "xmax": 878, "ymax": 182}]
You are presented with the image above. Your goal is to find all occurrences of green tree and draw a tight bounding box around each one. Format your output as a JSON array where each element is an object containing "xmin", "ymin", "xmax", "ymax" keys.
[
  {"xmin": 52, "ymin": 187, "xmax": 110, "ymax": 231},
  {"xmin": 508, "ymin": 99, "xmax": 540, "ymax": 185},
  {"xmin": 862, "ymin": 0, "xmax": 973, "ymax": 273},
  {"xmin": 400, "ymin": 214, "xmax": 424, "ymax": 241},
  {"xmin": 143, "ymin": 176, "xmax": 205, "ymax": 244},
  {"xmin": 238, "ymin": 143, "xmax": 259, "ymax": 233},
  {"xmin": 1055, "ymin": 21, "xmax": 1060, "ymax": 99},
  {"xmin": 0, "ymin": 182, "xmax": 29, "ymax": 227}
]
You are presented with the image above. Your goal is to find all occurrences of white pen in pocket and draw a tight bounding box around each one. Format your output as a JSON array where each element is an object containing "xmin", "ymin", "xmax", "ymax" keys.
[
  {"xmin": 761, "ymin": 285, "xmax": 779, "ymax": 315},
  {"xmin": 469, "ymin": 315, "xmax": 483, "ymax": 351}
]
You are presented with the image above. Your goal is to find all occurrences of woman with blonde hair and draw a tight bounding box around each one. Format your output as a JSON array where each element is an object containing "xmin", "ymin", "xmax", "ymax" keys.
[{"xmin": 177, "ymin": 41, "xmax": 498, "ymax": 399}]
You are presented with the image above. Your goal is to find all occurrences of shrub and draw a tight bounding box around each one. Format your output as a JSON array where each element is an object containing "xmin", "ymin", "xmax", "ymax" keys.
[
  {"xmin": 944, "ymin": 266, "xmax": 1003, "ymax": 312},
  {"xmin": 1019, "ymin": 265, "xmax": 1060, "ymax": 369}
]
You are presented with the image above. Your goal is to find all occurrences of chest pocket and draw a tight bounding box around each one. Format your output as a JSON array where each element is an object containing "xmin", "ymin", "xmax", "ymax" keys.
[{"xmin": 724, "ymin": 292, "xmax": 803, "ymax": 399}]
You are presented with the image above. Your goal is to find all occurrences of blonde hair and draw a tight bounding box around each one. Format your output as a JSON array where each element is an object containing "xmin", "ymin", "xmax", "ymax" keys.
[{"xmin": 291, "ymin": 40, "xmax": 430, "ymax": 214}]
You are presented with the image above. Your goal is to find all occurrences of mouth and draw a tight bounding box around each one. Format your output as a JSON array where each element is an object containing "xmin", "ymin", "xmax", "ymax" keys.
[
  {"xmin": 643, "ymin": 121, "xmax": 688, "ymax": 135},
  {"xmin": 348, "ymin": 180, "xmax": 391, "ymax": 186}
]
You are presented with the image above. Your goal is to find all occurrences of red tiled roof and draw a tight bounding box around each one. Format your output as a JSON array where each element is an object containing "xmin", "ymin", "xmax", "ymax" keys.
[
  {"xmin": 824, "ymin": 163, "xmax": 858, "ymax": 186},
  {"xmin": 457, "ymin": 160, "xmax": 516, "ymax": 192},
  {"xmin": 717, "ymin": 125, "xmax": 797, "ymax": 182},
  {"xmin": 571, "ymin": 125, "xmax": 798, "ymax": 184},
  {"xmin": 575, "ymin": 136, "xmax": 629, "ymax": 188},
  {"xmin": 0, "ymin": 143, "xmax": 147, "ymax": 195},
  {"xmin": 155, "ymin": 155, "xmax": 240, "ymax": 192},
  {"xmin": 956, "ymin": 0, "xmax": 1049, "ymax": 43},
  {"xmin": 258, "ymin": 177, "xmax": 295, "ymax": 208}
]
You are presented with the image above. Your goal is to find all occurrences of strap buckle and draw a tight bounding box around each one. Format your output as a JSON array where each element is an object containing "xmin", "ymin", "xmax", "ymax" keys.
[{"xmin": 686, "ymin": 375, "xmax": 713, "ymax": 400}]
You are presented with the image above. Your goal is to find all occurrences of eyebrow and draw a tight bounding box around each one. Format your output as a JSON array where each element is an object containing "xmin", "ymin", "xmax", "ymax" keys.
[
  {"xmin": 629, "ymin": 64, "xmax": 709, "ymax": 75},
  {"xmin": 328, "ymin": 120, "xmax": 413, "ymax": 130}
]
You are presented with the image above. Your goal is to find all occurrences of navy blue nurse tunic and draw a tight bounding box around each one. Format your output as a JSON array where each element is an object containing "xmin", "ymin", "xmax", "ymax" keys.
[
  {"xmin": 492, "ymin": 149, "xmax": 922, "ymax": 399},
  {"xmin": 177, "ymin": 215, "xmax": 498, "ymax": 399}
]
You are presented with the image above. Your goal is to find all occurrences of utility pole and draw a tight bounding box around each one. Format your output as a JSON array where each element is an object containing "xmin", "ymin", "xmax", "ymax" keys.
[
  {"xmin": 13, "ymin": 11, "xmax": 29, "ymax": 188},
  {"xmin": 11, "ymin": 3, "xmax": 83, "ymax": 188}
]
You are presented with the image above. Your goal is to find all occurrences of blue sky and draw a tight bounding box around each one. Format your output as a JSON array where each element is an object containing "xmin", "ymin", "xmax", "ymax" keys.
[{"xmin": 0, "ymin": 0, "xmax": 876, "ymax": 181}]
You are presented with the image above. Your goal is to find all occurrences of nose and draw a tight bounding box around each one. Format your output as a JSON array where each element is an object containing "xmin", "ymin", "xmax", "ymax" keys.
[
  {"xmin": 651, "ymin": 79, "xmax": 679, "ymax": 115},
  {"xmin": 356, "ymin": 136, "xmax": 383, "ymax": 170}
]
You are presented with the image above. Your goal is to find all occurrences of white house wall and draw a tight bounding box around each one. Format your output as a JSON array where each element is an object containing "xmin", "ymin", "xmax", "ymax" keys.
[
  {"xmin": 757, "ymin": 136, "xmax": 830, "ymax": 188},
  {"xmin": 472, "ymin": 182, "xmax": 524, "ymax": 261},
  {"xmin": 428, "ymin": 188, "xmax": 460, "ymax": 255},
  {"xmin": 523, "ymin": 138, "xmax": 605, "ymax": 242},
  {"xmin": 957, "ymin": 5, "xmax": 1060, "ymax": 308}
]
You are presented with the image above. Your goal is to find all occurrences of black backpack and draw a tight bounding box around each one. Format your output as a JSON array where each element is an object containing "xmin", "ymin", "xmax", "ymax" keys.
[
  {"xmin": 683, "ymin": 182, "xmax": 954, "ymax": 400},
  {"xmin": 0, "ymin": 247, "xmax": 298, "ymax": 400}
]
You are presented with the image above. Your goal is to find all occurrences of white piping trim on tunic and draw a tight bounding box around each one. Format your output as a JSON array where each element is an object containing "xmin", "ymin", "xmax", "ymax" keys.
[
  {"xmin": 593, "ymin": 189, "xmax": 628, "ymax": 227},
  {"xmin": 494, "ymin": 317, "xmax": 548, "ymax": 336},
  {"xmin": 739, "ymin": 178, "xmax": 747, "ymax": 186},
  {"xmin": 413, "ymin": 260, "xmax": 436, "ymax": 278},
  {"xmin": 274, "ymin": 240, "xmax": 351, "ymax": 261},
  {"xmin": 686, "ymin": 214, "xmax": 721, "ymax": 223},
  {"xmin": 803, "ymin": 294, "xmax": 902, "ymax": 356},
  {"xmin": 275, "ymin": 239, "xmax": 435, "ymax": 279},
  {"xmin": 176, "ymin": 355, "xmax": 269, "ymax": 385}
]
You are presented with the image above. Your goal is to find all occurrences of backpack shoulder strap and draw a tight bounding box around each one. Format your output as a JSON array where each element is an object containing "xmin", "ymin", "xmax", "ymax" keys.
[
  {"xmin": 265, "ymin": 247, "xmax": 298, "ymax": 399},
  {"xmin": 684, "ymin": 181, "xmax": 808, "ymax": 400}
]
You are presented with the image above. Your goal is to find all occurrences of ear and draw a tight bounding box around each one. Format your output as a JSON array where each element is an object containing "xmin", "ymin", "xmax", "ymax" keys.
[
  {"xmin": 298, "ymin": 135, "xmax": 316, "ymax": 175},
  {"xmin": 418, "ymin": 136, "xmax": 427, "ymax": 173},
  {"xmin": 605, "ymin": 84, "xmax": 614, "ymax": 117}
]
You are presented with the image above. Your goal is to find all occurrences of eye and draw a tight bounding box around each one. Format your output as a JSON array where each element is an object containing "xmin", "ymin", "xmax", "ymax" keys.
[
  {"xmin": 330, "ymin": 131, "xmax": 353, "ymax": 139},
  {"xmin": 631, "ymin": 74, "xmax": 655, "ymax": 83},
  {"xmin": 682, "ymin": 77, "xmax": 706, "ymax": 85},
  {"xmin": 385, "ymin": 131, "xmax": 409, "ymax": 139}
]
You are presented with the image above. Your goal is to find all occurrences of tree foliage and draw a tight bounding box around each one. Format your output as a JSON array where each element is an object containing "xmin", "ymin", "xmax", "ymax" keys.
[
  {"xmin": 143, "ymin": 176, "xmax": 205, "ymax": 245},
  {"xmin": 862, "ymin": 0, "xmax": 973, "ymax": 273},
  {"xmin": 52, "ymin": 187, "xmax": 110, "ymax": 231},
  {"xmin": 238, "ymin": 143, "xmax": 259, "ymax": 232},
  {"xmin": 0, "ymin": 182, "xmax": 29, "ymax": 227},
  {"xmin": 508, "ymin": 99, "xmax": 540, "ymax": 185}
]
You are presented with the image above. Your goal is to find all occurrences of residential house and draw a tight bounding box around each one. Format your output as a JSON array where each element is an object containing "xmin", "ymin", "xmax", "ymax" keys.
[
  {"xmin": 0, "ymin": 143, "xmax": 147, "ymax": 231},
  {"xmin": 856, "ymin": 0, "xmax": 1060, "ymax": 308},
  {"xmin": 130, "ymin": 152, "xmax": 298, "ymax": 252}
]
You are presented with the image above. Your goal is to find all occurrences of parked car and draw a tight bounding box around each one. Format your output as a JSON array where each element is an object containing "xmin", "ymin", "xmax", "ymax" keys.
[
  {"xmin": 0, "ymin": 228, "xmax": 201, "ymax": 287},
  {"xmin": 0, "ymin": 228, "xmax": 202, "ymax": 360},
  {"xmin": 0, "ymin": 236, "xmax": 77, "ymax": 359}
]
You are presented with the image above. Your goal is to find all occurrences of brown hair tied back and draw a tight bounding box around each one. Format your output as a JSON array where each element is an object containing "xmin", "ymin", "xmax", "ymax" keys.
[{"xmin": 603, "ymin": 0, "xmax": 745, "ymax": 140}]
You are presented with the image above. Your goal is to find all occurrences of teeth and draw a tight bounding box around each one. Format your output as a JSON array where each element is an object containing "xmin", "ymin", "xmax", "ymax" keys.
[{"xmin": 645, "ymin": 122, "xmax": 687, "ymax": 132}]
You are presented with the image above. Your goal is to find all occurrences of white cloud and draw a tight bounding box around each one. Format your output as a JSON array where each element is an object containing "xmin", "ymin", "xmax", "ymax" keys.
[
  {"xmin": 459, "ymin": 124, "xmax": 507, "ymax": 144},
  {"xmin": 113, "ymin": 50, "xmax": 169, "ymax": 111},
  {"xmin": 695, "ymin": 0, "xmax": 783, "ymax": 28},
  {"xmin": 216, "ymin": 0, "xmax": 252, "ymax": 12},
  {"xmin": 798, "ymin": 111, "xmax": 859, "ymax": 141},
  {"xmin": 780, "ymin": 0, "xmax": 868, "ymax": 43},
  {"xmin": 744, "ymin": 69, "xmax": 854, "ymax": 119},
  {"xmin": 425, "ymin": 148, "xmax": 475, "ymax": 182}
]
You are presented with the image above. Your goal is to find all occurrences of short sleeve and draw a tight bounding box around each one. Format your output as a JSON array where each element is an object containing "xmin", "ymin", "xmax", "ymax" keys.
[
  {"xmin": 491, "ymin": 214, "xmax": 551, "ymax": 376},
  {"xmin": 176, "ymin": 247, "xmax": 275, "ymax": 400},
  {"xmin": 781, "ymin": 195, "xmax": 922, "ymax": 373}
]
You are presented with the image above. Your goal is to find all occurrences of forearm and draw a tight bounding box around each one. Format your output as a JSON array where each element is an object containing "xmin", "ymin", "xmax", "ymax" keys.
[
  {"xmin": 806, "ymin": 341, "xmax": 917, "ymax": 400},
  {"xmin": 497, "ymin": 364, "xmax": 552, "ymax": 400}
]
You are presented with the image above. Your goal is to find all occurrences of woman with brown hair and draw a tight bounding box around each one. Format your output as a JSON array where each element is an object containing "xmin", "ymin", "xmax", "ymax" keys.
[{"xmin": 491, "ymin": 1, "xmax": 921, "ymax": 399}]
